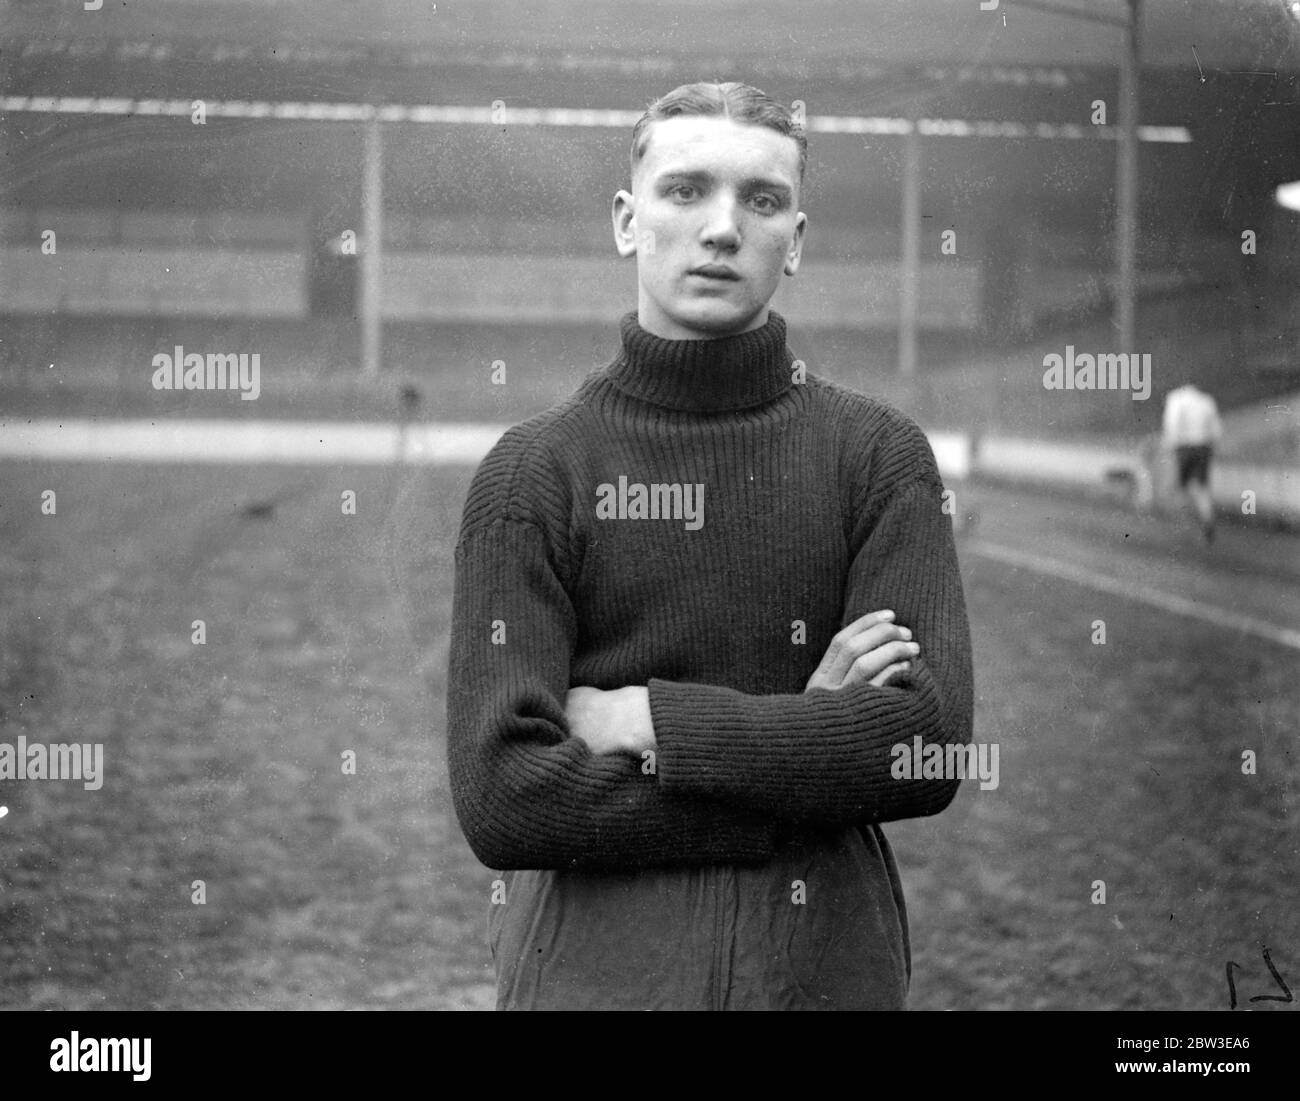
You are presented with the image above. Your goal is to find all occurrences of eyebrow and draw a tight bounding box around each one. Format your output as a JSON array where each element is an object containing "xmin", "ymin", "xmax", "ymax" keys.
[{"xmin": 655, "ymin": 169, "xmax": 794, "ymax": 197}]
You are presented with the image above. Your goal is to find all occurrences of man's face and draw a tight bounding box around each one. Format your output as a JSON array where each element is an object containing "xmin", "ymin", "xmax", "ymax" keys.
[{"xmin": 613, "ymin": 115, "xmax": 807, "ymax": 340}]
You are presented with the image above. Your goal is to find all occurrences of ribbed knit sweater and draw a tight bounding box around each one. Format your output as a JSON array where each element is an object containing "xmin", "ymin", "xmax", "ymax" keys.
[{"xmin": 447, "ymin": 309, "xmax": 974, "ymax": 872}]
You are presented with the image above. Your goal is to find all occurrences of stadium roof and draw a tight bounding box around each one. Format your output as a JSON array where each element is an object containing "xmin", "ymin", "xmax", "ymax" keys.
[
  {"xmin": 2, "ymin": 0, "xmax": 1295, "ymax": 221},
  {"xmin": 2, "ymin": 0, "xmax": 1298, "ymax": 73},
  {"xmin": 4, "ymin": 0, "xmax": 1296, "ymax": 133}
]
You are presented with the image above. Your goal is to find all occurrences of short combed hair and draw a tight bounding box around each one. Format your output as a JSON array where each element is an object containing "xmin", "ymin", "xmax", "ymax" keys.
[{"xmin": 630, "ymin": 81, "xmax": 807, "ymax": 185}]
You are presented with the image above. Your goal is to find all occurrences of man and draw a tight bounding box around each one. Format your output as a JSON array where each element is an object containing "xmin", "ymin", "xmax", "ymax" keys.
[
  {"xmin": 1161, "ymin": 382, "xmax": 1223, "ymax": 543},
  {"xmin": 445, "ymin": 82, "xmax": 974, "ymax": 1010}
]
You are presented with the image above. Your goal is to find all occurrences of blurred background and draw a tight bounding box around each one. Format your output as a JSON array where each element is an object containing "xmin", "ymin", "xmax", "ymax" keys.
[
  {"xmin": 4, "ymin": 0, "xmax": 1299, "ymax": 437},
  {"xmin": 1, "ymin": 0, "xmax": 1299, "ymax": 1012}
]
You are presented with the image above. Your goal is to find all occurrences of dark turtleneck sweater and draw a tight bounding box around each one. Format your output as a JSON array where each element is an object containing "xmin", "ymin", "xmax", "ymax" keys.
[
  {"xmin": 446, "ymin": 308, "xmax": 973, "ymax": 1009},
  {"xmin": 447, "ymin": 308, "xmax": 973, "ymax": 871}
]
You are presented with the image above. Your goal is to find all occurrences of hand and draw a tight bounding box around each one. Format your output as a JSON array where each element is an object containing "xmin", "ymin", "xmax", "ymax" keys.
[
  {"xmin": 804, "ymin": 609, "xmax": 920, "ymax": 692},
  {"xmin": 563, "ymin": 686, "xmax": 655, "ymax": 757}
]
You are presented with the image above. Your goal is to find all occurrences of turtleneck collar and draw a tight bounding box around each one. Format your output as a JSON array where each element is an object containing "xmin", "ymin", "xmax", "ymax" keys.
[{"xmin": 606, "ymin": 309, "xmax": 795, "ymax": 413}]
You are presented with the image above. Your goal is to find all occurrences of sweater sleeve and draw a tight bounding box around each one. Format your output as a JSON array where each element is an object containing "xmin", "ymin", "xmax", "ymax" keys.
[
  {"xmin": 446, "ymin": 510, "xmax": 778, "ymax": 873},
  {"xmin": 650, "ymin": 470, "xmax": 974, "ymax": 828}
]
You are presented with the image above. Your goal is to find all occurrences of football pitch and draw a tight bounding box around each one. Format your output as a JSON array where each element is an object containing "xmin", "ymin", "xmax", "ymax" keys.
[{"xmin": 2, "ymin": 461, "xmax": 1297, "ymax": 1010}]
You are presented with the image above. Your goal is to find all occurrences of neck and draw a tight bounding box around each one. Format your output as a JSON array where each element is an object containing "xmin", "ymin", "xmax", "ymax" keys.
[{"xmin": 607, "ymin": 308, "xmax": 795, "ymax": 414}]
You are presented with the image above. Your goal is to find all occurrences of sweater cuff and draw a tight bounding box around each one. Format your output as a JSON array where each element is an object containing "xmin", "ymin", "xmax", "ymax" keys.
[{"xmin": 647, "ymin": 676, "xmax": 799, "ymax": 800}]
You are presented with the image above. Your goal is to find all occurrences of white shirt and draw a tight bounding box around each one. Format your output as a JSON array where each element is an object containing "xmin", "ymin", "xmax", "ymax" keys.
[{"xmin": 1162, "ymin": 385, "xmax": 1222, "ymax": 447}]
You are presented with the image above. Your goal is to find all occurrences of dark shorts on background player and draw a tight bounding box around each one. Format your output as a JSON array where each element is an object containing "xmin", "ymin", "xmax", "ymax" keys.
[{"xmin": 1175, "ymin": 444, "xmax": 1212, "ymax": 488}]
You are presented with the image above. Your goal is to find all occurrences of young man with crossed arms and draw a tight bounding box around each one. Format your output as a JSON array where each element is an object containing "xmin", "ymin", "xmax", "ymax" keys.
[{"xmin": 445, "ymin": 82, "xmax": 974, "ymax": 1010}]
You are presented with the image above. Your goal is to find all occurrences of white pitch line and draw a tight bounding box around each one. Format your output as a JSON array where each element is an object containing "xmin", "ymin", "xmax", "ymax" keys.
[
  {"xmin": 0, "ymin": 418, "xmax": 510, "ymax": 465},
  {"xmin": 0, "ymin": 420, "xmax": 975, "ymax": 477},
  {"xmin": 966, "ymin": 539, "xmax": 1300, "ymax": 652}
]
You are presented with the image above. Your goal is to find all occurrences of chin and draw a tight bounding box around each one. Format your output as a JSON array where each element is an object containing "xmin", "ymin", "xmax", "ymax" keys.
[{"xmin": 668, "ymin": 299, "xmax": 764, "ymax": 338}]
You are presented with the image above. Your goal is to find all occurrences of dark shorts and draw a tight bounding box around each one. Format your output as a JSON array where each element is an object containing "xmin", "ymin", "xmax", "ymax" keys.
[{"xmin": 1175, "ymin": 444, "xmax": 1213, "ymax": 488}]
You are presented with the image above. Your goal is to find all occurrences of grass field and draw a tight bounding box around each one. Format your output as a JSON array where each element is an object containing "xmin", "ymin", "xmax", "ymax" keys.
[{"xmin": 2, "ymin": 461, "xmax": 1297, "ymax": 1010}]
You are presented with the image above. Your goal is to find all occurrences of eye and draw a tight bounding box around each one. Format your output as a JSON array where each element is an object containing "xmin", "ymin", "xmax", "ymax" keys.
[
  {"xmin": 750, "ymin": 193, "xmax": 780, "ymax": 213},
  {"xmin": 668, "ymin": 184, "xmax": 698, "ymax": 202}
]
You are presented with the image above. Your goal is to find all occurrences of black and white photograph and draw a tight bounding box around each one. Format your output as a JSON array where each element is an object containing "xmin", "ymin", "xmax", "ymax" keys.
[{"xmin": 1, "ymin": 0, "xmax": 1298, "ymax": 1060}]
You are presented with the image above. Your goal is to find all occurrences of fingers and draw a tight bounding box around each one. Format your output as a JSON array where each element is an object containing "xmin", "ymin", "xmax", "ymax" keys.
[
  {"xmin": 838, "ymin": 609, "xmax": 896, "ymax": 638},
  {"xmin": 814, "ymin": 611, "xmax": 916, "ymax": 688},
  {"xmin": 845, "ymin": 639, "xmax": 920, "ymax": 687},
  {"xmin": 868, "ymin": 661, "xmax": 911, "ymax": 687},
  {"xmin": 810, "ymin": 610, "xmax": 895, "ymax": 685}
]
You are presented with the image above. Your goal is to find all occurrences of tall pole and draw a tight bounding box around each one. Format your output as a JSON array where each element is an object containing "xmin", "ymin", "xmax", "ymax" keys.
[
  {"xmin": 361, "ymin": 114, "xmax": 383, "ymax": 377},
  {"xmin": 1116, "ymin": 0, "xmax": 1141, "ymax": 351},
  {"xmin": 899, "ymin": 113, "xmax": 921, "ymax": 377}
]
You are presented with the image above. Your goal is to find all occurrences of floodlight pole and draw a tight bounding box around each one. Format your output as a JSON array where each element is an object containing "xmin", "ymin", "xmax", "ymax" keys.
[
  {"xmin": 898, "ymin": 0, "xmax": 1141, "ymax": 374},
  {"xmin": 360, "ymin": 114, "xmax": 383, "ymax": 377},
  {"xmin": 1116, "ymin": 0, "xmax": 1141, "ymax": 353},
  {"xmin": 1013, "ymin": 0, "xmax": 1141, "ymax": 350}
]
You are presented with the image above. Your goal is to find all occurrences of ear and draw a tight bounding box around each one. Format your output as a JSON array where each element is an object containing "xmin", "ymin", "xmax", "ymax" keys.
[
  {"xmin": 784, "ymin": 212, "xmax": 808, "ymax": 276},
  {"xmin": 612, "ymin": 189, "xmax": 638, "ymax": 258}
]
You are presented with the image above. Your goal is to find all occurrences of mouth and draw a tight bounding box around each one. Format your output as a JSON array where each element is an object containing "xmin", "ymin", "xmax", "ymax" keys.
[{"xmin": 687, "ymin": 265, "xmax": 741, "ymax": 281}]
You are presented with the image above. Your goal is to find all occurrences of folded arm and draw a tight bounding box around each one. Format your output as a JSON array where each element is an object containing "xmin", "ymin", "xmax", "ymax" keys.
[
  {"xmin": 646, "ymin": 475, "xmax": 975, "ymax": 828},
  {"xmin": 446, "ymin": 518, "xmax": 779, "ymax": 872}
]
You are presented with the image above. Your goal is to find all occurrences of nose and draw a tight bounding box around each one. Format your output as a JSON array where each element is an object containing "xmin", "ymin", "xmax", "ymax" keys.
[{"xmin": 699, "ymin": 192, "xmax": 741, "ymax": 252}]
